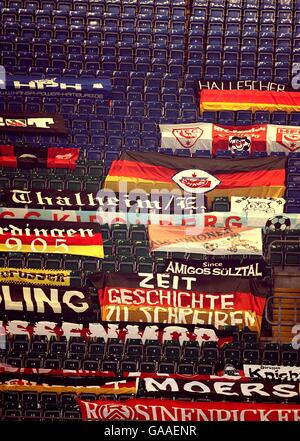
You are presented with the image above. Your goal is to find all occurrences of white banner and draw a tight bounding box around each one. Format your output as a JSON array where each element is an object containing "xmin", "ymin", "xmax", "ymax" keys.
[
  {"xmin": 149, "ymin": 225, "xmax": 263, "ymax": 256},
  {"xmin": 243, "ymin": 365, "xmax": 300, "ymax": 382},
  {"xmin": 159, "ymin": 122, "xmax": 300, "ymax": 154},
  {"xmin": 230, "ymin": 197, "xmax": 285, "ymax": 215},
  {"xmin": 159, "ymin": 122, "xmax": 213, "ymax": 151},
  {"xmin": 1, "ymin": 207, "xmax": 299, "ymax": 230}
]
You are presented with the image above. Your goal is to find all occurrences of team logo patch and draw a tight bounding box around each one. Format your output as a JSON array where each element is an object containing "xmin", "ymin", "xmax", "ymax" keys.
[
  {"xmin": 55, "ymin": 153, "xmax": 73, "ymax": 160},
  {"xmin": 229, "ymin": 136, "xmax": 251, "ymax": 153},
  {"xmin": 276, "ymin": 128, "xmax": 300, "ymax": 152},
  {"xmin": 5, "ymin": 119, "xmax": 26, "ymax": 127},
  {"xmin": 265, "ymin": 215, "xmax": 291, "ymax": 232},
  {"xmin": 172, "ymin": 127, "xmax": 203, "ymax": 149},
  {"xmin": 97, "ymin": 404, "xmax": 135, "ymax": 420},
  {"xmin": 172, "ymin": 169, "xmax": 220, "ymax": 194}
]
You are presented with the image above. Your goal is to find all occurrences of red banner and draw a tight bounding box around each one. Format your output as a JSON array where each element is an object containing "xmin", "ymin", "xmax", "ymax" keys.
[{"xmin": 78, "ymin": 398, "xmax": 300, "ymax": 421}]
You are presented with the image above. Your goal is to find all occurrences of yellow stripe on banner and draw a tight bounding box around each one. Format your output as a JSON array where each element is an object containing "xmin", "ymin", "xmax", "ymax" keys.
[
  {"xmin": 0, "ymin": 267, "xmax": 71, "ymax": 287},
  {"xmin": 200, "ymin": 101, "xmax": 300, "ymax": 113},
  {"xmin": 0, "ymin": 384, "xmax": 136, "ymax": 395},
  {"xmin": 0, "ymin": 244, "xmax": 104, "ymax": 259},
  {"xmin": 101, "ymin": 305, "xmax": 263, "ymax": 333},
  {"xmin": 104, "ymin": 180, "xmax": 285, "ymax": 206}
]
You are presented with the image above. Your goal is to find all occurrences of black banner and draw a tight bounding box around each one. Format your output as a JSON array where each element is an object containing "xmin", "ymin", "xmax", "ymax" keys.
[
  {"xmin": 5, "ymin": 76, "xmax": 112, "ymax": 97},
  {"xmin": 139, "ymin": 378, "xmax": 299, "ymax": 402},
  {"xmin": 0, "ymin": 113, "xmax": 67, "ymax": 134},
  {"xmin": 0, "ymin": 284, "xmax": 93, "ymax": 319},
  {"xmin": 197, "ymin": 80, "xmax": 292, "ymax": 92},
  {"xmin": 164, "ymin": 258, "xmax": 267, "ymax": 278},
  {"xmin": 2, "ymin": 189, "xmax": 207, "ymax": 213}
]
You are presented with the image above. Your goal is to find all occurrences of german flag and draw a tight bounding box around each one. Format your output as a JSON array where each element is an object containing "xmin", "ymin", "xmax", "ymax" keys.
[
  {"xmin": 200, "ymin": 89, "xmax": 300, "ymax": 113},
  {"xmin": 103, "ymin": 151, "xmax": 286, "ymax": 206},
  {"xmin": 0, "ymin": 219, "xmax": 104, "ymax": 258}
]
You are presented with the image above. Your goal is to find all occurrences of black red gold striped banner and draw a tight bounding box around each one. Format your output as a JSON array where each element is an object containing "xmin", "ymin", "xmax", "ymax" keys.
[
  {"xmin": 104, "ymin": 151, "xmax": 286, "ymax": 206},
  {"xmin": 200, "ymin": 90, "xmax": 300, "ymax": 113},
  {"xmin": 90, "ymin": 272, "xmax": 268, "ymax": 332},
  {"xmin": 0, "ymin": 219, "xmax": 104, "ymax": 258}
]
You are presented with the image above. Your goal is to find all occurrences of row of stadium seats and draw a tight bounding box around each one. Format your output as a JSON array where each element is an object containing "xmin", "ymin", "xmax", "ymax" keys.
[
  {"xmin": 0, "ymin": 3, "xmax": 297, "ymax": 23},
  {"xmin": 0, "ymin": 54, "xmax": 296, "ymax": 84},
  {"xmin": 0, "ymin": 0, "xmax": 295, "ymax": 12},
  {"xmin": 2, "ymin": 339, "xmax": 299, "ymax": 373}
]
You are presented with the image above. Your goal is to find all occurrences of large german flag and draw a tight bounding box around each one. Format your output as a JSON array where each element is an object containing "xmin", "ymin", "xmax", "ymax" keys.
[
  {"xmin": 90, "ymin": 272, "xmax": 268, "ymax": 332},
  {"xmin": 200, "ymin": 90, "xmax": 300, "ymax": 113},
  {"xmin": 103, "ymin": 151, "xmax": 286, "ymax": 206}
]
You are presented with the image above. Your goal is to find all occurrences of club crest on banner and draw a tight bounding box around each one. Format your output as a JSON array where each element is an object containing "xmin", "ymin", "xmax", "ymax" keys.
[
  {"xmin": 172, "ymin": 127, "xmax": 204, "ymax": 149},
  {"xmin": 276, "ymin": 127, "xmax": 300, "ymax": 152},
  {"xmin": 5, "ymin": 119, "xmax": 26, "ymax": 127},
  {"xmin": 97, "ymin": 404, "xmax": 135, "ymax": 420},
  {"xmin": 228, "ymin": 136, "xmax": 251, "ymax": 153},
  {"xmin": 172, "ymin": 169, "xmax": 220, "ymax": 194}
]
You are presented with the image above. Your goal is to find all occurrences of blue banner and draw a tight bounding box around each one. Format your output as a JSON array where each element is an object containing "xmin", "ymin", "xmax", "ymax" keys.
[{"xmin": 4, "ymin": 76, "xmax": 112, "ymax": 97}]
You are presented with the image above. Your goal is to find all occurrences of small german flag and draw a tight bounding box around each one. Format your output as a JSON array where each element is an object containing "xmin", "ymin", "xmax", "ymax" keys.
[
  {"xmin": 200, "ymin": 89, "xmax": 300, "ymax": 113},
  {"xmin": 0, "ymin": 219, "xmax": 104, "ymax": 258}
]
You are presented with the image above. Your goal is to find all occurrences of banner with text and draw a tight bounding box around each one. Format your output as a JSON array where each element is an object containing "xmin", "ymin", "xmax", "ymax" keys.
[
  {"xmin": 78, "ymin": 398, "xmax": 300, "ymax": 421},
  {"xmin": 164, "ymin": 258, "xmax": 267, "ymax": 278},
  {"xmin": 1, "ymin": 320, "xmax": 234, "ymax": 346},
  {"xmin": 0, "ymin": 113, "xmax": 67, "ymax": 134},
  {"xmin": 0, "ymin": 207, "xmax": 298, "ymax": 230},
  {"xmin": 197, "ymin": 80, "xmax": 292, "ymax": 92},
  {"xmin": 0, "ymin": 219, "xmax": 104, "ymax": 258},
  {"xmin": 149, "ymin": 225, "xmax": 263, "ymax": 256},
  {"xmin": 2, "ymin": 189, "xmax": 206, "ymax": 214},
  {"xmin": 159, "ymin": 123, "xmax": 300, "ymax": 154},
  {"xmin": 5, "ymin": 76, "xmax": 112, "ymax": 98},
  {"xmin": 0, "ymin": 268, "xmax": 71, "ymax": 287},
  {"xmin": 244, "ymin": 365, "xmax": 300, "ymax": 382},
  {"xmin": 90, "ymin": 272, "xmax": 268, "ymax": 331},
  {"xmin": 139, "ymin": 377, "xmax": 299, "ymax": 402},
  {"xmin": 0, "ymin": 284, "xmax": 93, "ymax": 319}
]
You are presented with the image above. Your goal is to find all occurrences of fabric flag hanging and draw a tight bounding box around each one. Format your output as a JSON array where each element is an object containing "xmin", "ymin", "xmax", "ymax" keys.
[
  {"xmin": 148, "ymin": 225, "xmax": 263, "ymax": 256},
  {"xmin": 0, "ymin": 267, "xmax": 71, "ymax": 287},
  {"xmin": 103, "ymin": 151, "xmax": 287, "ymax": 207},
  {"xmin": 0, "ymin": 378, "xmax": 137, "ymax": 395},
  {"xmin": 0, "ymin": 145, "xmax": 80, "ymax": 169},
  {"xmin": 0, "ymin": 219, "xmax": 104, "ymax": 258},
  {"xmin": 197, "ymin": 80, "xmax": 292, "ymax": 92},
  {"xmin": 77, "ymin": 398, "xmax": 300, "ymax": 421},
  {"xmin": 0, "ymin": 113, "xmax": 67, "ymax": 134},
  {"xmin": 90, "ymin": 271, "xmax": 268, "ymax": 331},
  {"xmin": 0, "ymin": 284, "xmax": 93, "ymax": 319},
  {"xmin": 2, "ymin": 319, "xmax": 234, "ymax": 346},
  {"xmin": 159, "ymin": 123, "xmax": 300, "ymax": 155},
  {"xmin": 5, "ymin": 76, "xmax": 112, "ymax": 96},
  {"xmin": 200, "ymin": 90, "xmax": 300, "ymax": 113},
  {"xmin": 230, "ymin": 197, "xmax": 285, "ymax": 215}
]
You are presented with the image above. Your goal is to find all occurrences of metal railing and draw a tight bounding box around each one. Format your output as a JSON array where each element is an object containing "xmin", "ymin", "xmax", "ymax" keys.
[{"xmin": 265, "ymin": 295, "xmax": 300, "ymax": 326}]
